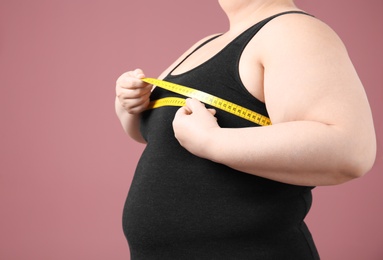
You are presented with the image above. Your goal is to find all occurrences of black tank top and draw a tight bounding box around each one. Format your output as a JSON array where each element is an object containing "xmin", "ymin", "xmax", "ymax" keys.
[{"xmin": 123, "ymin": 11, "xmax": 320, "ymax": 260}]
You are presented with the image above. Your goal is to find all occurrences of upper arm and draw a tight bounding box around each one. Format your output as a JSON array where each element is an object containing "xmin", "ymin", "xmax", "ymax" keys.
[
  {"xmin": 258, "ymin": 14, "xmax": 376, "ymax": 171},
  {"xmin": 260, "ymin": 14, "xmax": 372, "ymax": 128}
]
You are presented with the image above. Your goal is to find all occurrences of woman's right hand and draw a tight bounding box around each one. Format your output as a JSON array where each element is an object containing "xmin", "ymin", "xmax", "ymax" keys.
[{"xmin": 115, "ymin": 68, "xmax": 152, "ymax": 114}]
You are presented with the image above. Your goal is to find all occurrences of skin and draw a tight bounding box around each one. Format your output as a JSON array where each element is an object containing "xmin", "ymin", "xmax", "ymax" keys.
[{"xmin": 115, "ymin": 0, "xmax": 376, "ymax": 186}]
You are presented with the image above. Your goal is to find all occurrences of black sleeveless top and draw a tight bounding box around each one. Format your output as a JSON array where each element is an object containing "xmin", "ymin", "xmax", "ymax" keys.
[{"xmin": 123, "ymin": 11, "xmax": 320, "ymax": 260}]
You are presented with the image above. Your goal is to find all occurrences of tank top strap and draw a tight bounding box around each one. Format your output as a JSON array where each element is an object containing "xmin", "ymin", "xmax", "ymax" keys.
[
  {"xmin": 222, "ymin": 10, "xmax": 312, "ymax": 90},
  {"xmin": 261, "ymin": 10, "xmax": 312, "ymax": 23},
  {"xmin": 233, "ymin": 10, "xmax": 312, "ymax": 50},
  {"xmin": 242, "ymin": 10, "xmax": 313, "ymax": 39},
  {"xmin": 168, "ymin": 34, "xmax": 222, "ymax": 75}
]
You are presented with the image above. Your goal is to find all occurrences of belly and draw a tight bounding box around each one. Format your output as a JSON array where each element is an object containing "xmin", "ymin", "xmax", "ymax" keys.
[{"xmin": 122, "ymin": 141, "xmax": 310, "ymax": 251}]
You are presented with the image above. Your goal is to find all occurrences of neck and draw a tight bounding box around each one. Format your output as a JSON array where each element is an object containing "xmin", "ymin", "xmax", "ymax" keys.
[{"xmin": 219, "ymin": 0, "xmax": 298, "ymax": 33}]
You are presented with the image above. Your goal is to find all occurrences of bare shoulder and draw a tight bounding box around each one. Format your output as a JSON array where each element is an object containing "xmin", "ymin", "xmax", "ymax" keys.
[
  {"xmin": 158, "ymin": 33, "xmax": 222, "ymax": 78},
  {"xmin": 252, "ymin": 12, "xmax": 363, "ymax": 122},
  {"xmin": 257, "ymin": 12, "xmax": 348, "ymax": 63}
]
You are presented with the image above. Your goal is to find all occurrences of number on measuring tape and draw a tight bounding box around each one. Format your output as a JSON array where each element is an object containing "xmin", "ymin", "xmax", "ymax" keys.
[{"xmin": 142, "ymin": 78, "xmax": 271, "ymax": 126}]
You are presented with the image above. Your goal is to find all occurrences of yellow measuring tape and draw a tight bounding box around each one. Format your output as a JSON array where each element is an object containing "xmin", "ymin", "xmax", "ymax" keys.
[{"xmin": 142, "ymin": 78, "xmax": 272, "ymax": 126}]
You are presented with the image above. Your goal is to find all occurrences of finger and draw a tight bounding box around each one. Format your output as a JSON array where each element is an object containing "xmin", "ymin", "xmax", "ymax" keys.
[
  {"xmin": 134, "ymin": 68, "xmax": 145, "ymax": 79},
  {"xmin": 126, "ymin": 72, "xmax": 148, "ymax": 87},
  {"xmin": 207, "ymin": 108, "xmax": 216, "ymax": 116},
  {"xmin": 208, "ymin": 108, "xmax": 218, "ymax": 121},
  {"xmin": 185, "ymin": 98, "xmax": 206, "ymax": 112},
  {"xmin": 119, "ymin": 73, "xmax": 151, "ymax": 90},
  {"xmin": 125, "ymin": 98, "xmax": 150, "ymax": 114},
  {"xmin": 175, "ymin": 106, "xmax": 192, "ymax": 118},
  {"xmin": 184, "ymin": 105, "xmax": 192, "ymax": 114},
  {"xmin": 122, "ymin": 88, "xmax": 151, "ymax": 100}
]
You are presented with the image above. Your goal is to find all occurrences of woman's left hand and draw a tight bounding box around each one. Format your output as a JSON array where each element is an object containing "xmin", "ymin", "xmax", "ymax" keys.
[{"xmin": 173, "ymin": 98, "xmax": 219, "ymax": 158}]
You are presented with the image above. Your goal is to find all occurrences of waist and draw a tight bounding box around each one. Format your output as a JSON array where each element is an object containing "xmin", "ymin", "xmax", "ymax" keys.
[{"xmin": 123, "ymin": 145, "xmax": 312, "ymax": 247}]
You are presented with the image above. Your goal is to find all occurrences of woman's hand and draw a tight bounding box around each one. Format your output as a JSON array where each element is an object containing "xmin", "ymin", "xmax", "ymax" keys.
[
  {"xmin": 115, "ymin": 68, "xmax": 152, "ymax": 114},
  {"xmin": 173, "ymin": 98, "xmax": 220, "ymax": 158}
]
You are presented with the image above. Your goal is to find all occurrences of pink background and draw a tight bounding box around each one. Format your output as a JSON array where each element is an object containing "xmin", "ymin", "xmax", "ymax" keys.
[{"xmin": 0, "ymin": 0, "xmax": 382, "ymax": 259}]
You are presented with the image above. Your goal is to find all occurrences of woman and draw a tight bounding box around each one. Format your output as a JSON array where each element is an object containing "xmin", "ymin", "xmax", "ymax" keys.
[{"xmin": 115, "ymin": 0, "xmax": 376, "ymax": 259}]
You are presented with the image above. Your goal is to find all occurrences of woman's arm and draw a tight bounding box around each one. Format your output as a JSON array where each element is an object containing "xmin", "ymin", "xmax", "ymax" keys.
[
  {"xmin": 115, "ymin": 95, "xmax": 147, "ymax": 143},
  {"xmin": 173, "ymin": 15, "xmax": 376, "ymax": 186},
  {"xmin": 115, "ymin": 69, "xmax": 151, "ymax": 143},
  {"xmin": 115, "ymin": 34, "xmax": 223, "ymax": 143}
]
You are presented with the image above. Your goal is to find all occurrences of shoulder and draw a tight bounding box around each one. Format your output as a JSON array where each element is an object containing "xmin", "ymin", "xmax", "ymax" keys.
[
  {"xmin": 253, "ymin": 12, "xmax": 366, "ymax": 124},
  {"xmin": 256, "ymin": 12, "xmax": 348, "ymax": 64},
  {"xmin": 261, "ymin": 12, "xmax": 340, "ymax": 41}
]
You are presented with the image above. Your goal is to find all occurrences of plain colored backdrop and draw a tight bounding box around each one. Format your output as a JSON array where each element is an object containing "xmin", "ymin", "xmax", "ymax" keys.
[{"xmin": 0, "ymin": 0, "xmax": 382, "ymax": 259}]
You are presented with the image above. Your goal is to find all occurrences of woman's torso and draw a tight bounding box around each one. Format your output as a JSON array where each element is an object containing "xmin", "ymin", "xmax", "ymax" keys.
[{"xmin": 123, "ymin": 11, "xmax": 320, "ymax": 260}]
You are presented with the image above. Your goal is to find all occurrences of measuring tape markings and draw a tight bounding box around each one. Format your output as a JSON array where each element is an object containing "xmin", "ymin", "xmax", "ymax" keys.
[
  {"xmin": 148, "ymin": 97, "xmax": 186, "ymax": 109},
  {"xmin": 142, "ymin": 77, "xmax": 271, "ymax": 126}
]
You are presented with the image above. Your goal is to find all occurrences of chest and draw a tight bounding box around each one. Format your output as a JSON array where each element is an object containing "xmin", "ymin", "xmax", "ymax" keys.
[{"xmin": 170, "ymin": 34, "xmax": 265, "ymax": 102}]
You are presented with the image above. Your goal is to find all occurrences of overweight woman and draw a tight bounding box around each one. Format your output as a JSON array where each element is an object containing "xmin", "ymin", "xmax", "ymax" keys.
[{"xmin": 115, "ymin": 0, "xmax": 376, "ymax": 259}]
